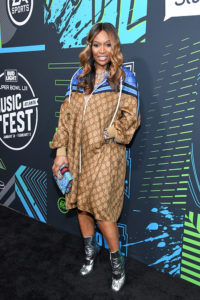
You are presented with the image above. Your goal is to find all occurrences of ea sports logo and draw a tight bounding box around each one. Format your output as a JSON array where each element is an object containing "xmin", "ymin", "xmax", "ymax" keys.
[{"xmin": 7, "ymin": 0, "xmax": 34, "ymax": 26}]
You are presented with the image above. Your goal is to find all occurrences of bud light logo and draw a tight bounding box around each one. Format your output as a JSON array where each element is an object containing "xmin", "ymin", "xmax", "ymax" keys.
[{"xmin": 4, "ymin": 70, "xmax": 18, "ymax": 82}]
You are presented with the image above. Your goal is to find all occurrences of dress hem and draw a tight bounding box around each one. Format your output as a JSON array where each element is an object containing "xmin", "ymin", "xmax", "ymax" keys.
[{"xmin": 65, "ymin": 202, "xmax": 120, "ymax": 222}]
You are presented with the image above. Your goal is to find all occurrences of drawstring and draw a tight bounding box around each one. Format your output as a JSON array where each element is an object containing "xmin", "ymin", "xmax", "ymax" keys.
[{"xmin": 79, "ymin": 147, "xmax": 82, "ymax": 173}]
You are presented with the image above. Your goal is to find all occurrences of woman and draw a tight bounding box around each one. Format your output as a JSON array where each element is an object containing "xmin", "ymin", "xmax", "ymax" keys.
[{"xmin": 50, "ymin": 22, "xmax": 140, "ymax": 292}]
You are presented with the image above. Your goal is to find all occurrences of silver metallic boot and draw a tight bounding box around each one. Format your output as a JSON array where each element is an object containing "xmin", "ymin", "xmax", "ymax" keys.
[
  {"xmin": 80, "ymin": 235, "xmax": 100, "ymax": 276},
  {"xmin": 110, "ymin": 249, "xmax": 125, "ymax": 292}
]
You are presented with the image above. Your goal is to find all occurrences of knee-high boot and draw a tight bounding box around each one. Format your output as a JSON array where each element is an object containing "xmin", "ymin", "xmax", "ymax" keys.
[
  {"xmin": 80, "ymin": 235, "xmax": 100, "ymax": 276},
  {"xmin": 110, "ymin": 249, "xmax": 125, "ymax": 292}
]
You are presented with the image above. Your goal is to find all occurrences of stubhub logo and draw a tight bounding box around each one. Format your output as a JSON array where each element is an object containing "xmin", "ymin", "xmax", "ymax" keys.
[{"xmin": 164, "ymin": 0, "xmax": 200, "ymax": 21}]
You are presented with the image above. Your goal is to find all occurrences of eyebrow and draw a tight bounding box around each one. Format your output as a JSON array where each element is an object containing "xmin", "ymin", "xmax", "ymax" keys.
[{"xmin": 93, "ymin": 40, "xmax": 111, "ymax": 43}]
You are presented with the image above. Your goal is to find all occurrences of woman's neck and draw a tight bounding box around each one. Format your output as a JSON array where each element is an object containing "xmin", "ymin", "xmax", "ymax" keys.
[{"xmin": 95, "ymin": 64, "xmax": 107, "ymax": 73}]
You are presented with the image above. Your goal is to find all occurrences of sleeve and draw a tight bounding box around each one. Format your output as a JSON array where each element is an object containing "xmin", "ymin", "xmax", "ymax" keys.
[
  {"xmin": 49, "ymin": 68, "xmax": 83, "ymax": 156},
  {"xmin": 56, "ymin": 146, "xmax": 67, "ymax": 156},
  {"xmin": 107, "ymin": 71, "xmax": 141, "ymax": 144},
  {"xmin": 49, "ymin": 93, "xmax": 70, "ymax": 155}
]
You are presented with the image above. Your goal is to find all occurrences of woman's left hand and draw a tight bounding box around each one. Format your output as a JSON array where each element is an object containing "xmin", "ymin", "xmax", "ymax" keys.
[{"xmin": 105, "ymin": 125, "xmax": 116, "ymax": 139}]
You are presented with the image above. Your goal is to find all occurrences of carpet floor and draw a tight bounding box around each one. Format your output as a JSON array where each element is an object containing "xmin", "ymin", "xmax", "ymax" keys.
[{"xmin": 0, "ymin": 204, "xmax": 199, "ymax": 300}]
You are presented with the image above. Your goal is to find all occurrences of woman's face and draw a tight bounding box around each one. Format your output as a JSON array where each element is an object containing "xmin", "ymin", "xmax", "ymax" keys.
[{"xmin": 92, "ymin": 30, "xmax": 112, "ymax": 70}]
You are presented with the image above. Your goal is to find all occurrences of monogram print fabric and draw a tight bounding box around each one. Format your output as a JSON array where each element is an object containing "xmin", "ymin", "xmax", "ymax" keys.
[{"xmin": 50, "ymin": 66, "xmax": 141, "ymax": 221}]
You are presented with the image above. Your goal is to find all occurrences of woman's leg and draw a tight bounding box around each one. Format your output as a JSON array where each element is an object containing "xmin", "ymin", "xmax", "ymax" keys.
[
  {"xmin": 77, "ymin": 209, "xmax": 95, "ymax": 236},
  {"xmin": 97, "ymin": 220, "xmax": 125, "ymax": 292},
  {"xmin": 77, "ymin": 210, "xmax": 100, "ymax": 276},
  {"xmin": 97, "ymin": 220, "xmax": 119, "ymax": 252}
]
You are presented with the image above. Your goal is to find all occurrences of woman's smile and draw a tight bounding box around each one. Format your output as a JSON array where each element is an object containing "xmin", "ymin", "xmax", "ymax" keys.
[{"xmin": 98, "ymin": 56, "xmax": 108, "ymax": 60}]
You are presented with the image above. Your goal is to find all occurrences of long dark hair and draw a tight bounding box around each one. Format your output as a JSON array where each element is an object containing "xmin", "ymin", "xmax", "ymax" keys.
[{"xmin": 77, "ymin": 22, "xmax": 125, "ymax": 94}]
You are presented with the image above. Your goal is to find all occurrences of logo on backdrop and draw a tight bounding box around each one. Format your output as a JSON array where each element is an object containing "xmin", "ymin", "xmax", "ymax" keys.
[
  {"xmin": 0, "ymin": 69, "xmax": 39, "ymax": 150},
  {"xmin": 7, "ymin": 0, "xmax": 34, "ymax": 26},
  {"xmin": 164, "ymin": 0, "xmax": 200, "ymax": 21},
  {"xmin": 57, "ymin": 197, "xmax": 69, "ymax": 214}
]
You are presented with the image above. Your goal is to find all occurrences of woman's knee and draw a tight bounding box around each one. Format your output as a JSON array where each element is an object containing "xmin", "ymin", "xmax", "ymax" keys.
[{"xmin": 77, "ymin": 209, "xmax": 92, "ymax": 217}]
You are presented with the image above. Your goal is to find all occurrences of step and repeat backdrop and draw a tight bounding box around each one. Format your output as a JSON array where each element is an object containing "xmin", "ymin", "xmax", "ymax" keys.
[{"xmin": 0, "ymin": 0, "xmax": 200, "ymax": 287}]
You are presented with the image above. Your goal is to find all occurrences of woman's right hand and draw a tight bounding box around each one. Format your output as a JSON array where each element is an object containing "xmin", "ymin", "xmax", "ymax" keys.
[{"xmin": 52, "ymin": 155, "xmax": 69, "ymax": 178}]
